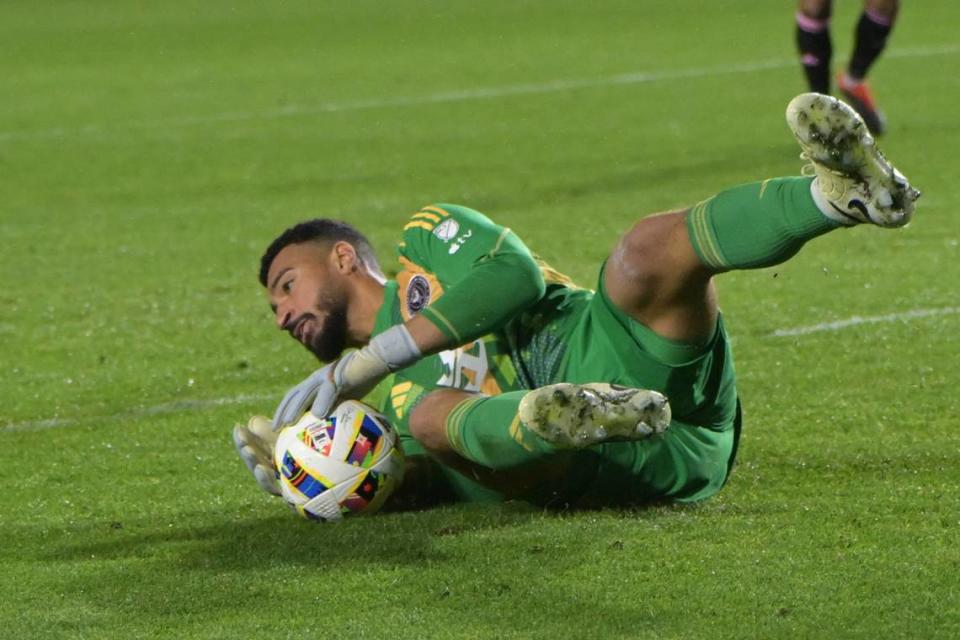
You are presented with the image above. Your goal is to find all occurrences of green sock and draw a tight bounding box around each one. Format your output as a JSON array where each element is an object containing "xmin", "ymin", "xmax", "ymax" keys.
[
  {"xmin": 444, "ymin": 391, "xmax": 557, "ymax": 469},
  {"xmin": 686, "ymin": 176, "xmax": 841, "ymax": 271}
]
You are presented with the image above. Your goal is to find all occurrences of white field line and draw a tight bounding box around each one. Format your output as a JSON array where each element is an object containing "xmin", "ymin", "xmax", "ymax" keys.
[
  {"xmin": 1, "ymin": 44, "xmax": 957, "ymax": 142},
  {"xmin": 768, "ymin": 306, "xmax": 960, "ymax": 337},
  {"xmin": 2, "ymin": 392, "xmax": 276, "ymax": 433},
  {"xmin": 6, "ymin": 305, "xmax": 958, "ymax": 433}
]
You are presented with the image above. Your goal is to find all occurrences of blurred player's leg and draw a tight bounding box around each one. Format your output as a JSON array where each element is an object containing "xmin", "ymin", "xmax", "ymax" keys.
[
  {"xmin": 849, "ymin": 0, "xmax": 898, "ymax": 80},
  {"xmin": 837, "ymin": 0, "xmax": 899, "ymax": 134},
  {"xmin": 796, "ymin": 0, "xmax": 833, "ymax": 93}
]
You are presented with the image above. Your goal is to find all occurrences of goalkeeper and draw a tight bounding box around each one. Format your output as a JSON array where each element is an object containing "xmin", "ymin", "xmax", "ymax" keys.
[{"xmin": 234, "ymin": 94, "xmax": 919, "ymax": 508}]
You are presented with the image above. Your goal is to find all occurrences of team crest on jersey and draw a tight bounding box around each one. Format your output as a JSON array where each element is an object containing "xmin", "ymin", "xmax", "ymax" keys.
[
  {"xmin": 406, "ymin": 275, "xmax": 431, "ymax": 314},
  {"xmin": 432, "ymin": 218, "xmax": 460, "ymax": 242}
]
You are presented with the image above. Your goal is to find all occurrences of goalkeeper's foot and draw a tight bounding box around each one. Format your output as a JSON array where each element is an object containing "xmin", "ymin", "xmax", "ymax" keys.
[
  {"xmin": 786, "ymin": 92, "xmax": 920, "ymax": 227},
  {"xmin": 518, "ymin": 383, "xmax": 671, "ymax": 448}
]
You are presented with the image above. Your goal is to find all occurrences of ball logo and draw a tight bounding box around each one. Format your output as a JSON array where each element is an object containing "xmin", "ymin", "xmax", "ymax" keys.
[
  {"xmin": 406, "ymin": 275, "xmax": 431, "ymax": 314},
  {"xmin": 304, "ymin": 419, "xmax": 336, "ymax": 456},
  {"xmin": 432, "ymin": 218, "xmax": 460, "ymax": 242}
]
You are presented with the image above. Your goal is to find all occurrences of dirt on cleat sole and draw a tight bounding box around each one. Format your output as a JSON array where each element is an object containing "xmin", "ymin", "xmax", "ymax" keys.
[
  {"xmin": 786, "ymin": 92, "xmax": 920, "ymax": 227},
  {"xmin": 518, "ymin": 383, "xmax": 671, "ymax": 448}
]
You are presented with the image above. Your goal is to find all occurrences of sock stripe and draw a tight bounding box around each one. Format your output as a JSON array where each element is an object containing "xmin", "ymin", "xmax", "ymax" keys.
[
  {"xmin": 444, "ymin": 396, "xmax": 486, "ymax": 456},
  {"xmin": 864, "ymin": 8, "xmax": 894, "ymax": 27},
  {"xmin": 689, "ymin": 198, "xmax": 727, "ymax": 269},
  {"xmin": 690, "ymin": 201, "xmax": 718, "ymax": 267},
  {"xmin": 795, "ymin": 11, "xmax": 830, "ymax": 33}
]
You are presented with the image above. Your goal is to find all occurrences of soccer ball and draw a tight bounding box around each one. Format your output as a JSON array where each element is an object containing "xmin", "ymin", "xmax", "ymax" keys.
[{"xmin": 273, "ymin": 400, "xmax": 405, "ymax": 522}]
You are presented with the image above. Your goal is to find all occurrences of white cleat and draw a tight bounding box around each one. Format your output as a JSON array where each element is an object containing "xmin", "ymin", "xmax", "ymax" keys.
[
  {"xmin": 786, "ymin": 92, "xmax": 920, "ymax": 227},
  {"xmin": 518, "ymin": 383, "xmax": 671, "ymax": 448}
]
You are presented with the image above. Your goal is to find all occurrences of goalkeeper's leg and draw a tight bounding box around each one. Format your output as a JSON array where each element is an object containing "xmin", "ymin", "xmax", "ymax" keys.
[
  {"xmin": 411, "ymin": 387, "xmax": 669, "ymax": 466},
  {"xmin": 408, "ymin": 387, "xmax": 725, "ymax": 505},
  {"xmin": 408, "ymin": 388, "xmax": 575, "ymax": 499},
  {"xmin": 607, "ymin": 176, "xmax": 837, "ymax": 343},
  {"xmin": 608, "ymin": 94, "xmax": 918, "ymax": 344}
]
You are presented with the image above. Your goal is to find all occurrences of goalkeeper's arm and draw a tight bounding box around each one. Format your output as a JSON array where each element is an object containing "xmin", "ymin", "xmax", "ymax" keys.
[
  {"xmin": 333, "ymin": 246, "xmax": 543, "ymax": 392},
  {"xmin": 333, "ymin": 204, "xmax": 545, "ymax": 397},
  {"xmin": 398, "ymin": 203, "xmax": 547, "ymax": 349},
  {"xmin": 275, "ymin": 204, "xmax": 545, "ymax": 426}
]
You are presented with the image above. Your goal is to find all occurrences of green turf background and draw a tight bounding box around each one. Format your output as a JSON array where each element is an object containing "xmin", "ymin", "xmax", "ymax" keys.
[{"xmin": 2, "ymin": 1, "xmax": 958, "ymax": 637}]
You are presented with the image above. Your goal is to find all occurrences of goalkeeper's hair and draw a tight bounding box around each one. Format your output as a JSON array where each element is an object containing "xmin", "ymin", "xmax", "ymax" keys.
[{"xmin": 259, "ymin": 219, "xmax": 382, "ymax": 286}]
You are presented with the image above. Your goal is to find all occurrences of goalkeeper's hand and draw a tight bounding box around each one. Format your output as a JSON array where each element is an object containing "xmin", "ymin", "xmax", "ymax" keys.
[
  {"xmin": 271, "ymin": 362, "xmax": 336, "ymax": 429},
  {"xmin": 232, "ymin": 415, "xmax": 281, "ymax": 497},
  {"xmin": 272, "ymin": 324, "xmax": 422, "ymax": 428}
]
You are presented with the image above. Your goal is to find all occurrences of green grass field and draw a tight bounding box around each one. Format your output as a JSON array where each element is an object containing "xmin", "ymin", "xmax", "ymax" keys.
[{"xmin": 2, "ymin": 1, "xmax": 958, "ymax": 637}]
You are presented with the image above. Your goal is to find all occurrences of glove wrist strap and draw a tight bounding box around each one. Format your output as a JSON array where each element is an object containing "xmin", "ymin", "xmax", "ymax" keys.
[
  {"xmin": 369, "ymin": 324, "xmax": 422, "ymax": 371},
  {"xmin": 335, "ymin": 324, "xmax": 422, "ymax": 388}
]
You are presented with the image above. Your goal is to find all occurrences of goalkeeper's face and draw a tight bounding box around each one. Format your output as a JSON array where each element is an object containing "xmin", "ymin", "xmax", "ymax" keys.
[{"xmin": 267, "ymin": 242, "xmax": 351, "ymax": 362}]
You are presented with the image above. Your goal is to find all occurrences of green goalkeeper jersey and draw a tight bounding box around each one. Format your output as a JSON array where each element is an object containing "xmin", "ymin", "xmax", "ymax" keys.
[{"xmin": 366, "ymin": 203, "xmax": 739, "ymax": 468}]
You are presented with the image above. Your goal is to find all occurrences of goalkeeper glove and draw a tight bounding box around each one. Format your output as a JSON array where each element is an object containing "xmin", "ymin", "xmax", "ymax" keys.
[
  {"xmin": 272, "ymin": 323, "xmax": 421, "ymax": 428},
  {"xmin": 232, "ymin": 415, "xmax": 281, "ymax": 496}
]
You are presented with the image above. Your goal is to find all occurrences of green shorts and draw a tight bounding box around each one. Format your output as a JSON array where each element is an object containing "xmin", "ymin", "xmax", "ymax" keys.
[{"xmin": 552, "ymin": 263, "xmax": 741, "ymax": 503}]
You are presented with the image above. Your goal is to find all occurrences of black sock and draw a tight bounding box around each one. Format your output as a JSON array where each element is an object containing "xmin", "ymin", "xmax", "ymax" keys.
[
  {"xmin": 848, "ymin": 10, "xmax": 894, "ymax": 80},
  {"xmin": 796, "ymin": 13, "xmax": 832, "ymax": 93}
]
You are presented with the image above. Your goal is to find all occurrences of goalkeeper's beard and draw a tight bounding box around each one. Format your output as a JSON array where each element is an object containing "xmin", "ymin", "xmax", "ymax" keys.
[{"xmin": 306, "ymin": 302, "xmax": 349, "ymax": 363}]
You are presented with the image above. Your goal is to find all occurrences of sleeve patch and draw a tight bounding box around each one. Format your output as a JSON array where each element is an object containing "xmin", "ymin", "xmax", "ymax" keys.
[{"xmin": 396, "ymin": 257, "xmax": 445, "ymax": 321}]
